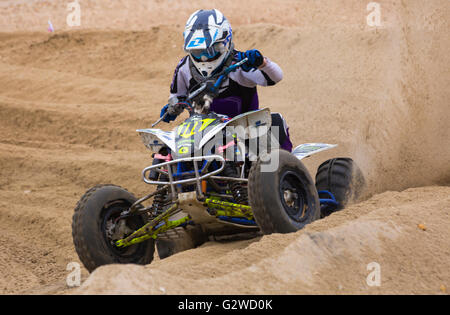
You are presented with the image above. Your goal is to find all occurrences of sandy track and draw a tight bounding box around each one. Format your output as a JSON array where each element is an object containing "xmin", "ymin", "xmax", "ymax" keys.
[
  {"xmin": 78, "ymin": 186, "xmax": 450, "ymax": 295},
  {"xmin": 0, "ymin": 0, "xmax": 449, "ymax": 294}
]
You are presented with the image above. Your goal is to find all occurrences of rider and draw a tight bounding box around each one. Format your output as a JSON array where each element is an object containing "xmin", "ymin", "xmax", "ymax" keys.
[{"xmin": 160, "ymin": 9, "xmax": 293, "ymax": 152}]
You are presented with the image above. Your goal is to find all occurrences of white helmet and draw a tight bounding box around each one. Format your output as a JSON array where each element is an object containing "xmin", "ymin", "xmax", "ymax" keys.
[{"xmin": 183, "ymin": 9, "xmax": 233, "ymax": 78}]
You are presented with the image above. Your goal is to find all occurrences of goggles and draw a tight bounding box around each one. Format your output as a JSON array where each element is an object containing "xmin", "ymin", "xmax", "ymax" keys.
[{"xmin": 189, "ymin": 42, "xmax": 225, "ymax": 62}]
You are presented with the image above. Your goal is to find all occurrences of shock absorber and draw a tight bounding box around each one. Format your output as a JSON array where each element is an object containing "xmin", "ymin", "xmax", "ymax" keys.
[
  {"xmin": 149, "ymin": 150, "xmax": 171, "ymax": 214},
  {"xmin": 152, "ymin": 185, "xmax": 167, "ymax": 215},
  {"xmin": 223, "ymin": 163, "xmax": 248, "ymax": 205}
]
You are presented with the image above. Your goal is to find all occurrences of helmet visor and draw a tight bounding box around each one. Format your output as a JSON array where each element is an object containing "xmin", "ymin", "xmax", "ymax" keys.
[{"xmin": 189, "ymin": 43, "xmax": 223, "ymax": 62}]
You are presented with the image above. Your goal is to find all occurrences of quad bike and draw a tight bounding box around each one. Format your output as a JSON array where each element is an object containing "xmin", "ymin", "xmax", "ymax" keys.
[{"xmin": 72, "ymin": 59, "xmax": 365, "ymax": 272}]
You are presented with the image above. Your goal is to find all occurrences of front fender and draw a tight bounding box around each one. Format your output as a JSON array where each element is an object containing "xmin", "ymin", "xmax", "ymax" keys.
[{"xmin": 137, "ymin": 128, "xmax": 176, "ymax": 153}]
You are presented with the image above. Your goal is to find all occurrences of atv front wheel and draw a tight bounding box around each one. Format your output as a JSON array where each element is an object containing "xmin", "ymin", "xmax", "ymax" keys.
[
  {"xmin": 72, "ymin": 184, "xmax": 155, "ymax": 272},
  {"xmin": 248, "ymin": 149, "xmax": 320, "ymax": 234}
]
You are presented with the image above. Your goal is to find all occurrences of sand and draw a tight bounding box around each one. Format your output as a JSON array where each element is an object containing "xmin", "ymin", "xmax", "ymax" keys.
[{"xmin": 0, "ymin": 0, "xmax": 448, "ymax": 294}]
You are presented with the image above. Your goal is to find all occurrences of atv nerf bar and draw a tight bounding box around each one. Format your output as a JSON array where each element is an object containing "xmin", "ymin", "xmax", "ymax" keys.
[{"xmin": 142, "ymin": 155, "xmax": 227, "ymax": 197}]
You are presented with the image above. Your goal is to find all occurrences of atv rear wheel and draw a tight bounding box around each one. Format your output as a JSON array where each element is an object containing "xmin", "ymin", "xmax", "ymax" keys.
[
  {"xmin": 248, "ymin": 149, "xmax": 320, "ymax": 234},
  {"xmin": 315, "ymin": 157, "xmax": 365, "ymax": 216},
  {"xmin": 72, "ymin": 184, "xmax": 155, "ymax": 272}
]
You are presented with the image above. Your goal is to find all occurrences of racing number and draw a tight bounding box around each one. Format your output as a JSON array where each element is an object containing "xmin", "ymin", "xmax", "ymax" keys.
[{"xmin": 177, "ymin": 118, "xmax": 216, "ymax": 139}]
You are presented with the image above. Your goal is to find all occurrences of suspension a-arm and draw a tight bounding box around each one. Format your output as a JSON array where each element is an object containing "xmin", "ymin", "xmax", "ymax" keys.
[{"xmin": 115, "ymin": 201, "xmax": 189, "ymax": 248}]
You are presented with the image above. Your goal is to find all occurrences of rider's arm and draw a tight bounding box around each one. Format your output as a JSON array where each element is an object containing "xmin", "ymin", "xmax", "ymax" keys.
[
  {"xmin": 169, "ymin": 56, "xmax": 189, "ymax": 99},
  {"xmin": 258, "ymin": 57, "xmax": 284, "ymax": 85},
  {"xmin": 160, "ymin": 56, "xmax": 190, "ymax": 122},
  {"xmin": 230, "ymin": 58, "xmax": 283, "ymax": 88}
]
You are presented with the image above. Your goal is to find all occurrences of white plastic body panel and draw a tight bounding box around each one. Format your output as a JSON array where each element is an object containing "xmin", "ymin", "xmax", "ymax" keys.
[
  {"xmin": 199, "ymin": 108, "xmax": 272, "ymax": 148},
  {"xmin": 292, "ymin": 143, "xmax": 338, "ymax": 160},
  {"xmin": 137, "ymin": 129, "xmax": 176, "ymax": 153}
]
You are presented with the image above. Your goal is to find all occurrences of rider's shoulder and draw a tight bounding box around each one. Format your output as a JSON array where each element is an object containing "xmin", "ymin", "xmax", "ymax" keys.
[
  {"xmin": 173, "ymin": 55, "xmax": 190, "ymax": 74},
  {"xmin": 174, "ymin": 55, "xmax": 190, "ymax": 69}
]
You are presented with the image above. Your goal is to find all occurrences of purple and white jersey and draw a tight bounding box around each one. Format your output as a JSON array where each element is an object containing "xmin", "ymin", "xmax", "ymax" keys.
[{"xmin": 169, "ymin": 52, "xmax": 283, "ymax": 118}]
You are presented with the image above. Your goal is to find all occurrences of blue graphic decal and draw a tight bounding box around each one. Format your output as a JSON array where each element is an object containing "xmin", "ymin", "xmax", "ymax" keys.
[{"xmin": 187, "ymin": 37, "xmax": 206, "ymax": 48}]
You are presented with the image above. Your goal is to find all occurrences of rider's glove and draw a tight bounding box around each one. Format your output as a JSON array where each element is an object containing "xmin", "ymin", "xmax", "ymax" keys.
[
  {"xmin": 234, "ymin": 49, "xmax": 264, "ymax": 72},
  {"xmin": 160, "ymin": 96, "xmax": 190, "ymax": 123},
  {"xmin": 160, "ymin": 104, "xmax": 178, "ymax": 123}
]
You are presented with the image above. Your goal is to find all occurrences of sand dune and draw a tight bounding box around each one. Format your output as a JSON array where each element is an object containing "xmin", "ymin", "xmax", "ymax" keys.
[{"xmin": 0, "ymin": 0, "xmax": 448, "ymax": 294}]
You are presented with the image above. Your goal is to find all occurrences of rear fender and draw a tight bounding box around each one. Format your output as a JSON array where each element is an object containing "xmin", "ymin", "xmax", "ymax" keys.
[{"xmin": 292, "ymin": 143, "xmax": 338, "ymax": 160}]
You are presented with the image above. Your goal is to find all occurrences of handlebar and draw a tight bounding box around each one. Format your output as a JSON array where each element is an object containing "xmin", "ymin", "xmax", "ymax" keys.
[
  {"xmin": 152, "ymin": 58, "xmax": 248, "ymax": 127},
  {"xmin": 152, "ymin": 113, "xmax": 168, "ymax": 128}
]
